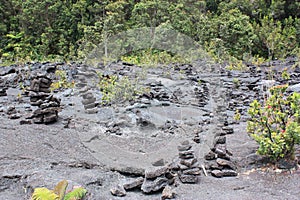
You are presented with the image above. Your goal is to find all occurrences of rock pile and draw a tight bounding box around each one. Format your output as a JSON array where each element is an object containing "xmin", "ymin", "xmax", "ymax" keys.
[
  {"xmin": 27, "ymin": 75, "xmax": 61, "ymax": 124},
  {"xmin": 111, "ymin": 166, "xmax": 176, "ymax": 198},
  {"xmin": 177, "ymin": 140, "xmax": 201, "ymax": 183},
  {"xmin": 204, "ymin": 122, "xmax": 238, "ymax": 178},
  {"xmin": 194, "ymin": 81, "xmax": 209, "ymax": 107},
  {"xmin": 6, "ymin": 106, "xmax": 21, "ymax": 119},
  {"xmin": 0, "ymin": 78, "xmax": 7, "ymax": 96},
  {"xmin": 75, "ymin": 66, "xmax": 98, "ymax": 114}
]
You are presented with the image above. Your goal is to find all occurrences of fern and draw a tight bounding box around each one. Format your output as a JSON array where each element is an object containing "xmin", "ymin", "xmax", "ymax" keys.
[
  {"xmin": 31, "ymin": 181, "xmax": 87, "ymax": 200},
  {"xmin": 31, "ymin": 188, "xmax": 59, "ymax": 200},
  {"xmin": 64, "ymin": 187, "xmax": 87, "ymax": 200},
  {"xmin": 53, "ymin": 180, "xmax": 68, "ymax": 200}
]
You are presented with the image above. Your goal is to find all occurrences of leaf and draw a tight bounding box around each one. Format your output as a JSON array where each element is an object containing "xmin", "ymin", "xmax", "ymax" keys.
[
  {"xmin": 64, "ymin": 187, "xmax": 87, "ymax": 200},
  {"xmin": 32, "ymin": 188, "xmax": 59, "ymax": 200},
  {"xmin": 53, "ymin": 180, "xmax": 68, "ymax": 200}
]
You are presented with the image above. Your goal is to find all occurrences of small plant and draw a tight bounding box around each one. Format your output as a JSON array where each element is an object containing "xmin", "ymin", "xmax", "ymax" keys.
[
  {"xmin": 50, "ymin": 70, "xmax": 75, "ymax": 91},
  {"xmin": 225, "ymin": 60, "xmax": 247, "ymax": 71},
  {"xmin": 233, "ymin": 78, "xmax": 240, "ymax": 88},
  {"xmin": 31, "ymin": 180, "xmax": 87, "ymax": 200},
  {"xmin": 247, "ymin": 84, "xmax": 300, "ymax": 162},
  {"xmin": 281, "ymin": 68, "xmax": 290, "ymax": 80},
  {"xmin": 234, "ymin": 109, "xmax": 241, "ymax": 121},
  {"xmin": 252, "ymin": 56, "xmax": 266, "ymax": 67}
]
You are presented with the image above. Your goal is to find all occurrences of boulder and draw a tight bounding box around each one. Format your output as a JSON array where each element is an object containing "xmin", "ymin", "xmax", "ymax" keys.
[
  {"xmin": 161, "ymin": 186, "xmax": 176, "ymax": 200},
  {"xmin": 123, "ymin": 177, "xmax": 144, "ymax": 190},
  {"xmin": 110, "ymin": 184, "xmax": 126, "ymax": 197},
  {"xmin": 141, "ymin": 177, "xmax": 168, "ymax": 193}
]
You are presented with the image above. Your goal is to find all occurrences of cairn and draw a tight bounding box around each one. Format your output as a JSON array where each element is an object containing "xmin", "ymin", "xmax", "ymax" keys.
[
  {"xmin": 204, "ymin": 120, "xmax": 237, "ymax": 178},
  {"xmin": 0, "ymin": 76, "xmax": 8, "ymax": 96},
  {"xmin": 177, "ymin": 140, "xmax": 201, "ymax": 183},
  {"xmin": 27, "ymin": 75, "xmax": 61, "ymax": 124},
  {"xmin": 75, "ymin": 66, "xmax": 98, "ymax": 114}
]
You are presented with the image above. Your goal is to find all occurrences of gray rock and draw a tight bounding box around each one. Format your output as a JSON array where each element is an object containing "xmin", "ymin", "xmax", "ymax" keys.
[
  {"xmin": 110, "ymin": 184, "xmax": 126, "ymax": 197},
  {"xmin": 141, "ymin": 177, "xmax": 168, "ymax": 193},
  {"xmin": 205, "ymin": 151, "xmax": 216, "ymax": 160},
  {"xmin": 222, "ymin": 126, "xmax": 234, "ymax": 134},
  {"xmin": 85, "ymin": 107, "xmax": 98, "ymax": 114},
  {"xmin": 214, "ymin": 144, "xmax": 227, "ymax": 157},
  {"xmin": 44, "ymin": 113, "xmax": 58, "ymax": 123},
  {"xmin": 216, "ymin": 158, "xmax": 236, "ymax": 170},
  {"xmin": 123, "ymin": 177, "xmax": 144, "ymax": 190},
  {"xmin": 145, "ymin": 166, "xmax": 168, "ymax": 179},
  {"xmin": 8, "ymin": 114, "xmax": 21, "ymax": 119},
  {"xmin": 206, "ymin": 161, "xmax": 223, "ymax": 170},
  {"xmin": 214, "ymin": 136, "xmax": 226, "ymax": 144},
  {"xmin": 211, "ymin": 170, "xmax": 223, "ymax": 178},
  {"xmin": 177, "ymin": 144, "xmax": 192, "ymax": 152},
  {"xmin": 20, "ymin": 119, "xmax": 32, "ymax": 125},
  {"xmin": 180, "ymin": 158, "xmax": 197, "ymax": 167},
  {"xmin": 287, "ymin": 83, "xmax": 300, "ymax": 92},
  {"xmin": 178, "ymin": 163, "xmax": 189, "ymax": 170},
  {"xmin": 82, "ymin": 97, "xmax": 96, "ymax": 105},
  {"xmin": 179, "ymin": 150, "xmax": 194, "ymax": 159},
  {"xmin": 178, "ymin": 173, "xmax": 198, "ymax": 183},
  {"xmin": 152, "ymin": 159, "xmax": 165, "ymax": 167},
  {"xmin": 182, "ymin": 168, "xmax": 201, "ymax": 175},
  {"xmin": 211, "ymin": 169, "xmax": 238, "ymax": 178},
  {"xmin": 83, "ymin": 102, "xmax": 96, "ymax": 109},
  {"xmin": 222, "ymin": 169, "xmax": 238, "ymax": 177},
  {"xmin": 161, "ymin": 185, "xmax": 175, "ymax": 200}
]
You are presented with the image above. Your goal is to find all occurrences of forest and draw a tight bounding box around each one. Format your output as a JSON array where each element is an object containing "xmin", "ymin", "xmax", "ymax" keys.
[{"xmin": 0, "ymin": 0, "xmax": 299, "ymax": 64}]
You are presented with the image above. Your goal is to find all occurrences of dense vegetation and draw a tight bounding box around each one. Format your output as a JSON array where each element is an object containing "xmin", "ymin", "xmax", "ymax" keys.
[{"xmin": 0, "ymin": 0, "xmax": 299, "ymax": 64}]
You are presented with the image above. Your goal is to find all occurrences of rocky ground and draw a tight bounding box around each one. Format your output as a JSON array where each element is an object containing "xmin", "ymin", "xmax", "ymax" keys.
[{"xmin": 1, "ymin": 58, "xmax": 300, "ymax": 200}]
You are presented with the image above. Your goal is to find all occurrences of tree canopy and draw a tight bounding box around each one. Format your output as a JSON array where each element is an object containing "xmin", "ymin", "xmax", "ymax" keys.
[{"xmin": 0, "ymin": 0, "xmax": 299, "ymax": 63}]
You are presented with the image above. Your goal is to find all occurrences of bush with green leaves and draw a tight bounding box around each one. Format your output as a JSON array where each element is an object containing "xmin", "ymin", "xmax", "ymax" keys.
[
  {"xmin": 121, "ymin": 48, "xmax": 187, "ymax": 67},
  {"xmin": 31, "ymin": 180, "xmax": 87, "ymax": 200},
  {"xmin": 98, "ymin": 73, "xmax": 147, "ymax": 105},
  {"xmin": 50, "ymin": 70, "xmax": 75, "ymax": 91},
  {"xmin": 247, "ymin": 85, "xmax": 300, "ymax": 162}
]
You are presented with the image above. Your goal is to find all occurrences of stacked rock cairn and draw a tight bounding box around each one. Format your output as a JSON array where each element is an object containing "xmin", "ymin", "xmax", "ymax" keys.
[
  {"xmin": 0, "ymin": 78, "xmax": 7, "ymax": 96},
  {"xmin": 204, "ymin": 117, "xmax": 238, "ymax": 178},
  {"xmin": 75, "ymin": 65, "xmax": 98, "ymax": 114},
  {"xmin": 27, "ymin": 74, "xmax": 61, "ymax": 124},
  {"xmin": 177, "ymin": 140, "xmax": 201, "ymax": 183}
]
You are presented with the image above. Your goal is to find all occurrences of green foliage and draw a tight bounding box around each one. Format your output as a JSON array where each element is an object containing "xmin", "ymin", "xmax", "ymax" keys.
[
  {"xmin": 31, "ymin": 180, "xmax": 87, "ymax": 200},
  {"xmin": 50, "ymin": 70, "xmax": 75, "ymax": 91},
  {"xmin": 31, "ymin": 188, "xmax": 59, "ymax": 200},
  {"xmin": 121, "ymin": 49, "xmax": 187, "ymax": 67},
  {"xmin": 233, "ymin": 78, "xmax": 240, "ymax": 88},
  {"xmin": 63, "ymin": 188, "xmax": 87, "ymax": 200},
  {"xmin": 0, "ymin": 0, "xmax": 299, "ymax": 63},
  {"xmin": 254, "ymin": 15, "xmax": 298, "ymax": 60},
  {"xmin": 225, "ymin": 60, "xmax": 248, "ymax": 71},
  {"xmin": 281, "ymin": 69, "xmax": 290, "ymax": 80},
  {"xmin": 247, "ymin": 85, "xmax": 300, "ymax": 161},
  {"xmin": 234, "ymin": 109, "xmax": 241, "ymax": 121},
  {"xmin": 98, "ymin": 73, "xmax": 147, "ymax": 105}
]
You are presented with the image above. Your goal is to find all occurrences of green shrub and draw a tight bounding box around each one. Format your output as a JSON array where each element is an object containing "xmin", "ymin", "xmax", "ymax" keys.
[
  {"xmin": 50, "ymin": 70, "xmax": 75, "ymax": 91},
  {"xmin": 247, "ymin": 85, "xmax": 300, "ymax": 162},
  {"xmin": 121, "ymin": 48, "xmax": 187, "ymax": 67},
  {"xmin": 98, "ymin": 73, "xmax": 147, "ymax": 105}
]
